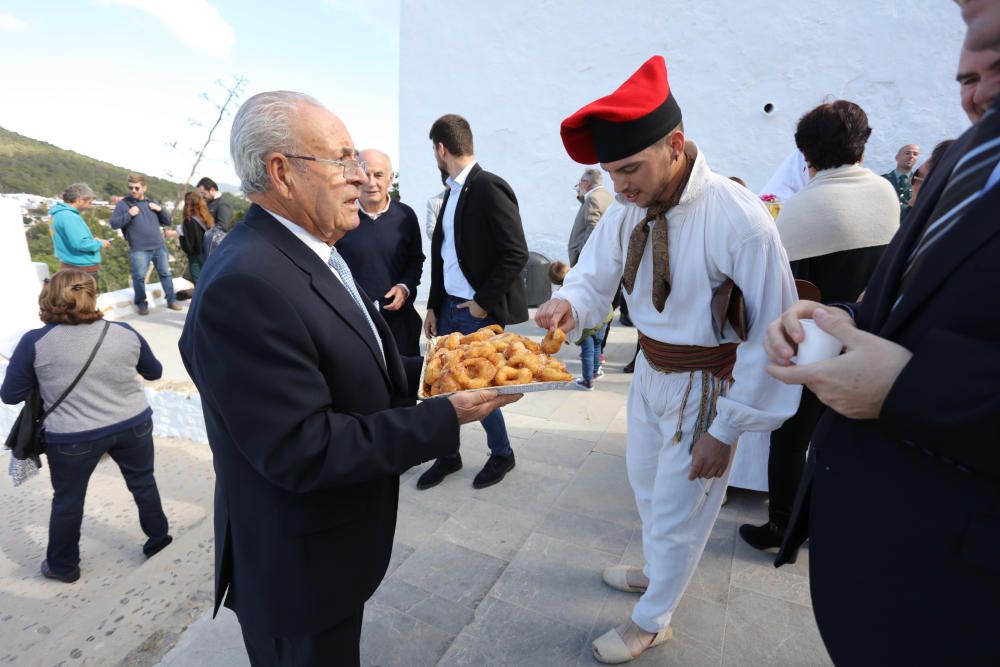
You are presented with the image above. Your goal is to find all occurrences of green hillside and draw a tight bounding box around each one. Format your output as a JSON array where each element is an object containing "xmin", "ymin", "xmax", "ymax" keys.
[{"xmin": 0, "ymin": 126, "xmax": 183, "ymax": 201}]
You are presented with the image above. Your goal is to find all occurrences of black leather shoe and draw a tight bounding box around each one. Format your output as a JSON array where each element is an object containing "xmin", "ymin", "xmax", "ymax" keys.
[
  {"xmin": 622, "ymin": 360, "xmax": 635, "ymax": 374},
  {"xmin": 41, "ymin": 560, "xmax": 80, "ymax": 583},
  {"xmin": 144, "ymin": 534, "xmax": 173, "ymax": 558},
  {"xmin": 738, "ymin": 521, "xmax": 785, "ymax": 551},
  {"xmin": 416, "ymin": 457, "xmax": 462, "ymax": 490},
  {"xmin": 473, "ymin": 454, "xmax": 515, "ymax": 489},
  {"xmin": 137, "ymin": 303, "xmax": 149, "ymax": 316}
]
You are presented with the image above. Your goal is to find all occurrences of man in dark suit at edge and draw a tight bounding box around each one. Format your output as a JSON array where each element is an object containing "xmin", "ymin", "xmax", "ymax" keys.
[
  {"xmin": 418, "ymin": 114, "xmax": 530, "ymax": 491},
  {"xmin": 178, "ymin": 91, "xmax": 519, "ymax": 666},
  {"xmin": 767, "ymin": 2, "xmax": 1000, "ymax": 664}
]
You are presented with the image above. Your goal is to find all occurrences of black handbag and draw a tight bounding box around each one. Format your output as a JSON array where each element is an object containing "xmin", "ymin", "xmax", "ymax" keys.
[{"xmin": 4, "ymin": 321, "xmax": 110, "ymax": 467}]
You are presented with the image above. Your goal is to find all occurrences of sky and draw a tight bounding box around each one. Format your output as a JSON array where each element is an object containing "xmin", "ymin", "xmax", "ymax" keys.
[{"xmin": 0, "ymin": 0, "xmax": 400, "ymax": 189}]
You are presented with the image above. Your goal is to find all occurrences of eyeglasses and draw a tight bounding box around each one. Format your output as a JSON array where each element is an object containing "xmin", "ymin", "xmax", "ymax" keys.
[{"xmin": 284, "ymin": 154, "xmax": 368, "ymax": 179}]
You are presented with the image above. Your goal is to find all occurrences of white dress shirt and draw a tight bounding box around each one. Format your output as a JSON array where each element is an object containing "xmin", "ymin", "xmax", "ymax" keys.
[{"xmin": 441, "ymin": 161, "xmax": 478, "ymax": 300}]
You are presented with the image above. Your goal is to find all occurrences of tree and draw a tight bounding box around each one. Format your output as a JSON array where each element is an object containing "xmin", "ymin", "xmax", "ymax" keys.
[{"xmin": 170, "ymin": 76, "xmax": 247, "ymax": 214}]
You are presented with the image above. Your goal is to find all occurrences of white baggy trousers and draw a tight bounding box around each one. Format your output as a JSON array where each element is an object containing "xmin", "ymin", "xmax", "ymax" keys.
[{"xmin": 627, "ymin": 353, "xmax": 735, "ymax": 633}]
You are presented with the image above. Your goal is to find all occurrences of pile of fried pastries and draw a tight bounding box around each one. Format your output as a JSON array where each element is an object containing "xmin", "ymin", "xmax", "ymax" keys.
[{"xmin": 422, "ymin": 325, "xmax": 574, "ymax": 396}]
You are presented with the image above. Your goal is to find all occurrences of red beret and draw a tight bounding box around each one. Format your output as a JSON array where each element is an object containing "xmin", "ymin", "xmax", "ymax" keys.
[{"xmin": 561, "ymin": 55, "xmax": 682, "ymax": 165}]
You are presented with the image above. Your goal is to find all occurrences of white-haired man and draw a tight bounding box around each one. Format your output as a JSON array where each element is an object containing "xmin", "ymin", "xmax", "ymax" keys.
[
  {"xmin": 179, "ymin": 91, "xmax": 518, "ymax": 665},
  {"xmin": 568, "ymin": 167, "xmax": 613, "ymax": 266}
]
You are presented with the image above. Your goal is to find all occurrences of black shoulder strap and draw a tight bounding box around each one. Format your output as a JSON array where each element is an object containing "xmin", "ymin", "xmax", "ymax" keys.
[{"xmin": 42, "ymin": 321, "xmax": 111, "ymax": 422}]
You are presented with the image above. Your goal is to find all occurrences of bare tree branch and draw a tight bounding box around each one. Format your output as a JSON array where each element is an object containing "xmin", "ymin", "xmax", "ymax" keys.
[{"xmin": 172, "ymin": 75, "xmax": 248, "ymax": 213}]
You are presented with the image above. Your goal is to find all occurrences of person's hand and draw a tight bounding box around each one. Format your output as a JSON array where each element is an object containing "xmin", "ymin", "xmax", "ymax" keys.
[
  {"xmin": 383, "ymin": 285, "xmax": 407, "ymax": 311},
  {"xmin": 448, "ymin": 389, "xmax": 522, "ymax": 424},
  {"xmin": 164, "ymin": 229, "xmax": 179, "ymax": 239},
  {"xmin": 458, "ymin": 300, "xmax": 488, "ymax": 319},
  {"xmin": 765, "ymin": 301, "xmax": 853, "ymax": 367},
  {"xmin": 424, "ymin": 310, "xmax": 437, "ymax": 339},
  {"xmin": 149, "ymin": 202, "xmax": 162, "ymax": 212},
  {"xmin": 535, "ymin": 298, "xmax": 576, "ymax": 332},
  {"xmin": 688, "ymin": 433, "xmax": 733, "ymax": 480},
  {"xmin": 768, "ymin": 308, "xmax": 912, "ymax": 419},
  {"xmin": 99, "ymin": 239, "xmax": 111, "ymax": 249},
  {"xmin": 128, "ymin": 205, "xmax": 140, "ymax": 216}
]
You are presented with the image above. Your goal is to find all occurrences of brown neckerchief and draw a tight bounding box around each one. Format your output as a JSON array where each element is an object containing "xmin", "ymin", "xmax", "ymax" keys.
[{"xmin": 620, "ymin": 152, "xmax": 696, "ymax": 312}]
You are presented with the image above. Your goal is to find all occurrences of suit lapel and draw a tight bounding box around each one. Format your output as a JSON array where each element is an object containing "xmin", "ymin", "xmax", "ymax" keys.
[
  {"xmin": 864, "ymin": 130, "xmax": 975, "ymax": 331},
  {"xmin": 453, "ymin": 163, "xmax": 481, "ymax": 251},
  {"xmin": 244, "ymin": 206, "xmax": 391, "ymax": 385},
  {"xmin": 881, "ymin": 183, "xmax": 1000, "ymax": 338}
]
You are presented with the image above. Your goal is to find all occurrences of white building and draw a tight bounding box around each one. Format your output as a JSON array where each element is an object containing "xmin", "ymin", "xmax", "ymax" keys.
[{"xmin": 399, "ymin": 1, "xmax": 970, "ymax": 263}]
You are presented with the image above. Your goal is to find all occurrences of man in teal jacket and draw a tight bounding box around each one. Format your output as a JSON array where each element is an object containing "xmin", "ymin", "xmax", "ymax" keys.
[{"xmin": 49, "ymin": 183, "xmax": 110, "ymax": 287}]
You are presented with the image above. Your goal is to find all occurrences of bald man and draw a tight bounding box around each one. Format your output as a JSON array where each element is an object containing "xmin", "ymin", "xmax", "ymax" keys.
[
  {"xmin": 882, "ymin": 143, "xmax": 920, "ymax": 218},
  {"xmin": 336, "ymin": 148, "xmax": 426, "ymax": 356},
  {"xmin": 957, "ymin": 44, "xmax": 1000, "ymax": 123}
]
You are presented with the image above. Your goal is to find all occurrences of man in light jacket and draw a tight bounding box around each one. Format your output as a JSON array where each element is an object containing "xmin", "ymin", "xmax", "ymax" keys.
[{"xmin": 567, "ymin": 167, "xmax": 612, "ymax": 266}]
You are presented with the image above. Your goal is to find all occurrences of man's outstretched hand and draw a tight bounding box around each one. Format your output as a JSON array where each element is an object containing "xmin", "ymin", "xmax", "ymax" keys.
[{"xmin": 448, "ymin": 389, "xmax": 522, "ymax": 424}]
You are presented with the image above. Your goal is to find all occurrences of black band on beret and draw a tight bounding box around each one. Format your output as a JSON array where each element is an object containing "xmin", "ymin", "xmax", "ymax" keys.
[{"xmin": 588, "ymin": 93, "xmax": 682, "ymax": 163}]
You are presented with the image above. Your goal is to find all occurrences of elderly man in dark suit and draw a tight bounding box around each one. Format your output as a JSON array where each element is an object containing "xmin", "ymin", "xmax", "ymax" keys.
[
  {"xmin": 178, "ymin": 91, "xmax": 518, "ymax": 666},
  {"xmin": 419, "ymin": 113, "xmax": 530, "ymax": 491},
  {"xmin": 766, "ymin": 3, "xmax": 1000, "ymax": 663}
]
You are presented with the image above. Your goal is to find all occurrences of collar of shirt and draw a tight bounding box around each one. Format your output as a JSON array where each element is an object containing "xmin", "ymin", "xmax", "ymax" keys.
[
  {"xmin": 613, "ymin": 141, "xmax": 707, "ymax": 209},
  {"xmin": 358, "ymin": 197, "xmax": 392, "ymax": 220},
  {"xmin": 263, "ymin": 207, "xmax": 344, "ymax": 285},
  {"xmin": 892, "ymin": 169, "xmax": 911, "ymax": 182},
  {"xmin": 446, "ymin": 160, "xmax": 477, "ymax": 193}
]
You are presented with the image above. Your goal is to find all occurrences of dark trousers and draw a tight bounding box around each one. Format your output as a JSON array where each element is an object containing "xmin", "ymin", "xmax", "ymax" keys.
[
  {"xmin": 45, "ymin": 417, "xmax": 169, "ymax": 575},
  {"xmin": 435, "ymin": 295, "xmax": 512, "ymax": 458},
  {"xmin": 382, "ymin": 305, "xmax": 423, "ymax": 357},
  {"xmin": 767, "ymin": 388, "xmax": 825, "ymax": 529},
  {"xmin": 240, "ymin": 608, "xmax": 364, "ymax": 667}
]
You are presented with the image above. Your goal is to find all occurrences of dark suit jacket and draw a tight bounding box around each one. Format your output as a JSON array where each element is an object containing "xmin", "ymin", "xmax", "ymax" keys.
[
  {"xmin": 428, "ymin": 164, "xmax": 529, "ymax": 324},
  {"xmin": 778, "ymin": 122, "xmax": 1000, "ymax": 665},
  {"xmin": 178, "ymin": 205, "xmax": 459, "ymax": 637}
]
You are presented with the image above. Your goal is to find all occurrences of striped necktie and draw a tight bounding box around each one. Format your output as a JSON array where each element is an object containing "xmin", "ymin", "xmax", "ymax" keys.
[
  {"xmin": 328, "ymin": 247, "xmax": 385, "ymax": 364},
  {"xmin": 898, "ymin": 107, "xmax": 1000, "ymax": 298}
]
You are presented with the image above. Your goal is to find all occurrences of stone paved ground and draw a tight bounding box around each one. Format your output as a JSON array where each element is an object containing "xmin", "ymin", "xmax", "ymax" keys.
[{"xmin": 0, "ymin": 306, "xmax": 832, "ymax": 666}]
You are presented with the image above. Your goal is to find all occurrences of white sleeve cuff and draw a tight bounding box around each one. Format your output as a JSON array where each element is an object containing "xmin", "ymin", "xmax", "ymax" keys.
[{"xmin": 708, "ymin": 420, "xmax": 740, "ymax": 447}]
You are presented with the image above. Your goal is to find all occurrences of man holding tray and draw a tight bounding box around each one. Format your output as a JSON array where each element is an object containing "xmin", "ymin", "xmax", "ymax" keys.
[
  {"xmin": 536, "ymin": 56, "xmax": 801, "ymax": 663},
  {"xmin": 180, "ymin": 91, "xmax": 518, "ymax": 665}
]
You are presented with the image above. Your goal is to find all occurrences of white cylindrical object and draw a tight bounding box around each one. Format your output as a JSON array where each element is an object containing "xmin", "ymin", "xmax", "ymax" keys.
[{"xmin": 794, "ymin": 319, "xmax": 843, "ymax": 365}]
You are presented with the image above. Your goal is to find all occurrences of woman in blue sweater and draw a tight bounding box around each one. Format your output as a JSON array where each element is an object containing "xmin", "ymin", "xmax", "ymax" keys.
[
  {"xmin": 49, "ymin": 183, "xmax": 110, "ymax": 287},
  {"xmin": 0, "ymin": 270, "xmax": 171, "ymax": 583}
]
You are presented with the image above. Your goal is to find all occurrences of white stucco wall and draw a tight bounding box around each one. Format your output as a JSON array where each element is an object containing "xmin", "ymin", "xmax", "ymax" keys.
[
  {"xmin": 399, "ymin": 1, "xmax": 970, "ymax": 266},
  {"xmin": 0, "ymin": 199, "xmax": 45, "ymax": 357}
]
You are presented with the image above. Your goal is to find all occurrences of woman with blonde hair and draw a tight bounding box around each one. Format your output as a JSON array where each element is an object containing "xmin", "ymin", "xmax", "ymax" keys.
[{"xmin": 1, "ymin": 270, "xmax": 171, "ymax": 583}]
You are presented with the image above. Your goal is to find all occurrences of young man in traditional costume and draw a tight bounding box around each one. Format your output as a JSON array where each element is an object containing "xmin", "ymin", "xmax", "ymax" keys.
[{"xmin": 536, "ymin": 55, "xmax": 801, "ymax": 663}]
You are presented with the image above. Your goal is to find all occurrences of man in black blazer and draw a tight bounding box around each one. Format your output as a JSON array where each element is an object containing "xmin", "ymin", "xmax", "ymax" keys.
[
  {"xmin": 765, "ymin": 5, "xmax": 1000, "ymax": 663},
  {"xmin": 178, "ymin": 92, "xmax": 518, "ymax": 666},
  {"xmin": 419, "ymin": 114, "xmax": 530, "ymax": 491}
]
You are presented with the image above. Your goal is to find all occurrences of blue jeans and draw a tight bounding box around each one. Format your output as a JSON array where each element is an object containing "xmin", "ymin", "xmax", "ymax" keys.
[
  {"xmin": 45, "ymin": 418, "xmax": 169, "ymax": 575},
  {"xmin": 130, "ymin": 246, "xmax": 176, "ymax": 306},
  {"xmin": 435, "ymin": 295, "xmax": 512, "ymax": 458},
  {"xmin": 580, "ymin": 332, "xmax": 602, "ymax": 381}
]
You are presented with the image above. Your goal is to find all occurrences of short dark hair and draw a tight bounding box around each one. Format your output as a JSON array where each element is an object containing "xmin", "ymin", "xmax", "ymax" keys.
[
  {"xmin": 794, "ymin": 100, "xmax": 871, "ymax": 171},
  {"xmin": 429, "ymin": 114, "xmax": 474, "ymax": 156},
  {"xmin": 196, "ymin": 177, "xmax": 219, "ymax": 191}
]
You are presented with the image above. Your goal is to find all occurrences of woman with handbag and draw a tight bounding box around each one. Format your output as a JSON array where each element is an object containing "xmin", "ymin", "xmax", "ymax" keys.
[{"xmin": 1, "ymin": 269, "xmax": 171, "ymax": 583}]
